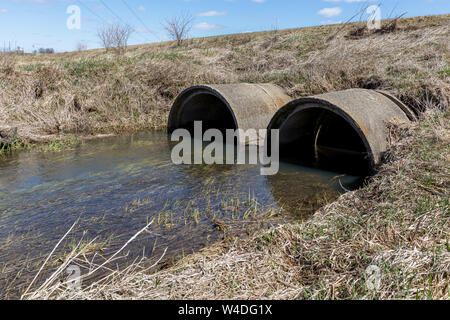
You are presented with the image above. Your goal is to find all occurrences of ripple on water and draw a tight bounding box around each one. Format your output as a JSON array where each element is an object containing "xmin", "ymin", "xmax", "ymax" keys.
[{"xmin": 0, "ymin": 131, "xmax": 362, "ymax": 298}]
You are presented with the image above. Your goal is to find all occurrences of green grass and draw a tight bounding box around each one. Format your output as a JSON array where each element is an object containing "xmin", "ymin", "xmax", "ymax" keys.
[
  {"xmin": 0, "ymin": 137, "xmax": 80, "ymax": 157},
  {"xmin": 36, "ymin": 137, "xmax": 80, "ymax": 152},
  {"xmin": 437, "ymin": 68, "xmax": 450, "ymax": 76},
  {"xmin": 145, "ymin": 52, "xmax": 186, "ymax": 61},
  {"xmin": 63, "ymin": 59, "xmax": 119, "ymax": 77}
]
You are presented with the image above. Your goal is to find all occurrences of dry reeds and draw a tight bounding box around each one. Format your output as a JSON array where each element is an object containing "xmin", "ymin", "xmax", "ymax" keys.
[
  {"xmin": 27, "ymin": 109, "xmax": 450, "ymax": 300},
  {"xmin": 0, "ymin": 15, "xmax": 448, "ymax": 144},
  {"xmin": 4, "ymin": 14, "xmax": 450, "ymax": 300}
]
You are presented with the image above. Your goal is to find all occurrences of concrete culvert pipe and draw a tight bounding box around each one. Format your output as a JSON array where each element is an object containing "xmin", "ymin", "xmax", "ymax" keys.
[
  {"xmin": 168, "ymin": 84, "xmax": 291, "ymax": 144},
  {"xmin": 267, "ymin": 89, "xmax": 415, "ymax": 175}
]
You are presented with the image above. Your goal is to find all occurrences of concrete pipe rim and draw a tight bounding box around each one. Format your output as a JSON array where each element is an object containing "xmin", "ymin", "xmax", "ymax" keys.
[
  {"xmin": 267, "ymin": 97, "xmax": 377, "ymax": 172},
  {"xmin": 374, "ymin": 90, "xmax": 417, "ymax": 121},
  {"xmin": 167, "ymin": 85, "xmax": 239, "ymax": 135}
]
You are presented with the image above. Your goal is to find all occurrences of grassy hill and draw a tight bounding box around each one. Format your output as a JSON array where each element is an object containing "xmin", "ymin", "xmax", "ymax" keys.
[
  {"xmin": 1, "ymin": 14, "xmax": 448, "ymax": 144},
  {"xmin": 2, "ymin": 14, "xmax": 449, "ymax": 300}
]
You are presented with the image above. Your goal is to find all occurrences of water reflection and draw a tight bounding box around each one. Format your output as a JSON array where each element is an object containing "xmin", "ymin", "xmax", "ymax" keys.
[{"xmin": 0, "ymin": 131, "xmax": 361, "ymax": 298}]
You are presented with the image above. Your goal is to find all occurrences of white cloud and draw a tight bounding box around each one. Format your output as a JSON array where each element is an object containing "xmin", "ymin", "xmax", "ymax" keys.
[
  {"xmin": 252, "ymin": 0, "xmax": 267, "ymax": 3},
  {"xmin": 321, "ymin": 20, "xmax": 343, "ymax": 25},
  {"xmin": 198, "ymin": 11, "xmax": 227, "ymax": 17},
  {"xmin": 0, "ymin": 9, "xmax": 8, "ymax": 13},
  {"xmin": 318, "ymin": 7, "xmax": 343, "ymax": 18},
  {"xmin": 194, "ymin": 22, "xmax": 224, "ymax": 31}
]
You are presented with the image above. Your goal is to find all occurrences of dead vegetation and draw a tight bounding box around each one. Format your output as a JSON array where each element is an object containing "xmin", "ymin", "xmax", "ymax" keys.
[
  {"xmin": 346, "ymin": 13, "xmax": 406, "ymax": 39},
  {"xmin": 6, "ymin": 14, "xmax": 448, "ymax": 300},
  {"xmin": 97, "ymin": 23, "xmax": 134, "ymax": 55},
  {"xmin": 0, "ymin": 14, "xmax": 448, "ymax": 145},
  {"xmin": 27, "ymin": 109, "xmax": 449, "ymax": 300},
  {"xmin": 163, "ymin": 11, "xmax": 195, "ymax": 47}
]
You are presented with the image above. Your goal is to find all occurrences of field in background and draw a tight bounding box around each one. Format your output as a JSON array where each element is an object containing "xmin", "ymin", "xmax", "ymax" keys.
[{"xmin": 0, "ymin": 14, "xmax": 448, "ymax": 143}]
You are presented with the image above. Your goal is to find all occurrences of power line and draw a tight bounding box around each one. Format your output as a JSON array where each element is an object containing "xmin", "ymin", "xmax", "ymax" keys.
[
  {"xmin": 120, "ymin": 0, "xmax": 160, "ymax": 41},
  {"xmin": 99, "ymin": 0, "xmax": 129, "ymax": 26},
  {"xmin": 98, "ymin": 0, "xmax": 152, "ymax": 43},
  {"xmin": 75, "ymin": 0, "xmax": 108, "ymax": 25},
  {"xmin": 76, "ymin": 0, "xmax": 152, "ymax": 45}
]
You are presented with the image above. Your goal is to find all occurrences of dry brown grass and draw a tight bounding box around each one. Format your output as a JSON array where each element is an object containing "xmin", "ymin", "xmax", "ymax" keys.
[
  {"xmin": 27, "ymin": 109, "xmax": 449, "ymax": 300},
  {"xmin": 1, "ymin": 14, "xmax": 448, "ymax": 143},
  {"xmin": 5, "ymin": 14, "xmax": 450, "ymax": 300}
]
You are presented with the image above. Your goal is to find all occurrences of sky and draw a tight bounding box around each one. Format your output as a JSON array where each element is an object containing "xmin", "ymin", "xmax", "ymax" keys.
[{"xmin": 0, "ymin": 0, "xmax": 448, "ymax": 52}]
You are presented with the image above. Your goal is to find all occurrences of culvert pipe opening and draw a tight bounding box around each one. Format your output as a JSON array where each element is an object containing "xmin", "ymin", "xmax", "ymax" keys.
[
  {"xmin": 168, "ymin": 84, "xmax": 292, "ymax": 143},
  {"xmin": 267, "ymin": 89, "xmax": 414, "ymax": 176},
  {"xmin": 168, "ymin": 89, "xmax": 237, "ymax": 136},
  {"xmin": 277, "ymin": 108, "xmax": 371, "ymax": 175}
]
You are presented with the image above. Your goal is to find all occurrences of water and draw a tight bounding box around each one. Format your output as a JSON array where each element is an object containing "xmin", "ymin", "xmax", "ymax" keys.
[{"xmin": 0, "ymin": 131, "xmax": 361, "ymax": 298}]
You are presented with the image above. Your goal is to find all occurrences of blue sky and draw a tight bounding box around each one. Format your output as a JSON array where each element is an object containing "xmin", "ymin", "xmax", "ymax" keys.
[{"xmin": 0, "ymin": 0, "xmax": 448, "ymax": 52}]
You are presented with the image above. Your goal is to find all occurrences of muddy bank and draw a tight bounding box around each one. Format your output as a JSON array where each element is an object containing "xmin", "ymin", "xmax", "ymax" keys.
[{"xmin": 25, "ymin": 110, "xmax": 449, "ymax": 300}]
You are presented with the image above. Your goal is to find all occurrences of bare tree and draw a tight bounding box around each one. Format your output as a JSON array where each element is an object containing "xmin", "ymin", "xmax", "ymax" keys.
[
  {"xmin": 97, "ymin": 23, "xmax": 134, "ymax": 55},
  {"xmin": 76, "ymin": 42, "xmax": 87, "ymax": 52},
  {"xmin": 97, "ymin": 26, "xmax": 114, "ymax": 52},
  {"xmin": 112, "ymin": 23, "xmax": 134, "ymax": 54},
  {"xmin": 163, "ymin": 12, "xmax": 194, "ymax": 46}
]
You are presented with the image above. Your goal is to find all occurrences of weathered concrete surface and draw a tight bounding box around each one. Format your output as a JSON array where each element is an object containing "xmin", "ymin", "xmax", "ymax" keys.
[
  {"xmin": 0, "ymin": 126, "xmax": 18, "ymax": 146},
  {"xmin": 375, "ymin": 90, "xmax": 417, "ymax": 121},
  {"xmin": 267, "ymin": 89, "xmax": 414, "ymax": 169},
  {"xmin": 168, "ymin": 84, "xmax": 291, "ymax": 144}
]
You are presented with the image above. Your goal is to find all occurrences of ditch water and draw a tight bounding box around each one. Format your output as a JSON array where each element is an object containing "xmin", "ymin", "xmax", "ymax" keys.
[{"xmin": 0, "ymin": 131, "xmax": 361, "ymax": 298}]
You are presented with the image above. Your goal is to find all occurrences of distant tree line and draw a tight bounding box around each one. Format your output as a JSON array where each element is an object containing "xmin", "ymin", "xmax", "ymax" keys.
[
  {"xmin": 94, "ymin": 12, "xmax": 194, "ymax": 56},
  {"xmin": 6, "ymin": 11, "xmax": 193, "ymax": 55},
  {"xmin": 33, "ymin": 48, "xmax": 55, "ymax": 54}
]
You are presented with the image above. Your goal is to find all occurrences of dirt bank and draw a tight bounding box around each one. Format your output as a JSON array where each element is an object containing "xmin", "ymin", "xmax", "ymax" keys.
[{"xmin": 27, "ymin": 110, "xmax": 449, "ymax": 300}]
